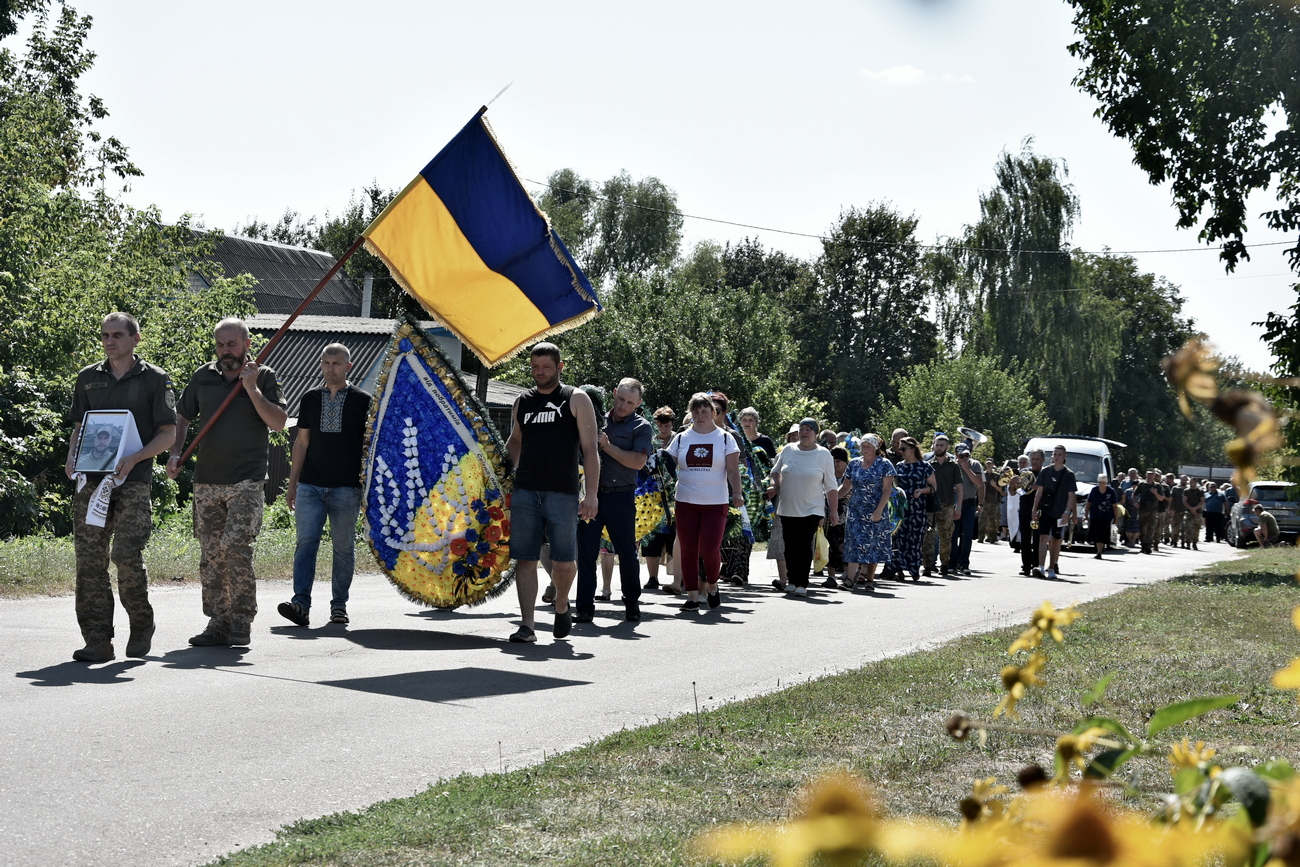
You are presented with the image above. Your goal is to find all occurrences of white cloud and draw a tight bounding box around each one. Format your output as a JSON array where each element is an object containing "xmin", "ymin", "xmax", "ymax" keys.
[
  {"xmin": 859, "ymin": 66, "xmax": 975, "ymax": 84},
  {"xmin": 860, "ymin": 65, "xmax": 926, "ymax": 83}
]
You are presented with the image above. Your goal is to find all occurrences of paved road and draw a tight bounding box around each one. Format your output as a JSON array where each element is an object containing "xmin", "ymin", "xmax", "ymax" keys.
[{"xmin": 1, "ymin": 540, "xmax": 1236, "ymax": 866}]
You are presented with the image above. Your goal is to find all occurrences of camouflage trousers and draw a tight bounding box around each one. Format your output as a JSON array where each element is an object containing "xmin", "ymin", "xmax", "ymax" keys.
[
  {"xmin": 193, "ymin": 480, "xmax": 264, "ymax": 629},
  {"xmin": 74, "ymin": 480, "xmax": 154, "ymax": 643},
  {"xmin": 1139, "ymin": 509, "xmax": 1160, "ymax": 552},
  {"xmin": 1181, "ymin": 513, "xmax": 1203, "ymax": 546},
  {"xmin": 979, "ymin": 502, "xmax": 1001, "ymax": 543},
  {"xmin": 923, "ymin": 511, "xmax": 954, "ymax": 571}
]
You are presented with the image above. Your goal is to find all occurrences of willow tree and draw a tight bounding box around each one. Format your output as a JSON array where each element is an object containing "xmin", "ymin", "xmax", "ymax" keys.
[{"xmin": 934, "ymin": 142, "xmax": 1125, "ymax": 434}]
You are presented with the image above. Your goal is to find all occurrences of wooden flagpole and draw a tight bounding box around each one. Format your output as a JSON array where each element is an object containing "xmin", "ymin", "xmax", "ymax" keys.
[{"xmin": 176, "ymin": 235, "xmax": 367, "ymax": 465}]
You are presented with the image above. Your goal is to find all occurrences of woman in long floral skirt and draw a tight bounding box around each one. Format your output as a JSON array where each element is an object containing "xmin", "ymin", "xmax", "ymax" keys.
[{"xmin": 891, "ymin": 436, "xmax": 936, "ymax": 581}]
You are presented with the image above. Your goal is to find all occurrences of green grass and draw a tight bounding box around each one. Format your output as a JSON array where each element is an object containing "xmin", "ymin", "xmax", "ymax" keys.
[
  {"xmin": 209, "ymin": 548, "xmax": 1300, "ymax": 867},
  {"xmin": 0, "ymin": 508, "xmax": 348, "ymax": 597}
]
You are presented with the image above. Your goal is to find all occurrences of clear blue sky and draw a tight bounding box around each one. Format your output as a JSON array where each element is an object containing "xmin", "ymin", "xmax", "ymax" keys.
[{"xmin": 57, "ymin": 0, "xmax": 1296, "ymax": 372}]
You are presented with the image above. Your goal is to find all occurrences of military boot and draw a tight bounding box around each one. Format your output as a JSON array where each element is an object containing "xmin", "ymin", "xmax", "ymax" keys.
[
  {"xmin": 125, "ymin": 624, "xmax": 155, "ymax": 658},
  {"xmin": 189, "ymin": 618, "xmax": 229, "ymax": 646},
  {"xmin": 227, "ymin": 622, "xmax": 251, "ymax": 646},
  {"xmin": 72, "ymin": 640, "xmax": 115, "ymax": 663}
]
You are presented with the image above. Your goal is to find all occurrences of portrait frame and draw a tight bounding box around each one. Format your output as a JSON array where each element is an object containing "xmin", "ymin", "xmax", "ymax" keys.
[{"xmin": 75, "ymin": 410, "xmax": 132, "ymax": 474}]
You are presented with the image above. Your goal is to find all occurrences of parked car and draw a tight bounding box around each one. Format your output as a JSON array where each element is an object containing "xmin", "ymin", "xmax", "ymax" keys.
[
  {"xmin": 1229, "ymin": 481, "xmax": 1300, "ymax": 546},
  {"xmin": 1021, "ymin": 435, "xmax": 1125, "ymax": 548}
]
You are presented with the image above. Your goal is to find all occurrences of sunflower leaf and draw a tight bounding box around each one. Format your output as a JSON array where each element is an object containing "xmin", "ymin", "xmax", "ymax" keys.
[
  {"xmin": 1084, "ymin": 747, "xmax": 1137, "ymax": 779},
  {"xmin": 1081, "ymin": 673, "xmax": 1115, "ymax": 707},
  {"xmin": 1074, "ymin": 715, "xmax": 1136, "ymax": 745},
  {"xmin": 1147, "ymin": 695, "xmax": 1238, "ymax": 738}
]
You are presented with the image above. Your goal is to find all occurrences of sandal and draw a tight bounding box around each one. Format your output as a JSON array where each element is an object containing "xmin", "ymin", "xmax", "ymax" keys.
[
  {"xmin": 541, "ymin": 586, "xmax": 557, "ymax": 604},
  {"xmin": 598, "ymin": 592, "xmax": 612, "ymax": 601},
  {"xmin": 330, "ymin": 608, "xmax": 349, "ymax": 624}
]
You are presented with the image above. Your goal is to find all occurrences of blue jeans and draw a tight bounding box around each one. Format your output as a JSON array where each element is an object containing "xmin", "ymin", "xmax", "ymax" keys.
[
  {"xmin": 576, "ymin": 489, "xmax": 640, "ymax": 614},
  {"xmin": 952, "ymin": 499, "xmax": 978, "ymax": 569},
  {"xmin": 292, "ymin": 483, "xmax": 362, "ymax": 611}
]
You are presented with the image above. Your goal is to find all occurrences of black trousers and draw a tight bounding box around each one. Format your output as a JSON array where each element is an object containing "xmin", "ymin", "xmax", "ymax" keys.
[
  {"xmin": 576, "ymin": 490, "xmax": 639, "ymax": 614},
  {"xmin": 781, "ymin": 514, "xmax": 822, "ymax": 588},
  {"xmin": 1019, "ymin": 509, "xmax": 1039, "ymax": 573}
]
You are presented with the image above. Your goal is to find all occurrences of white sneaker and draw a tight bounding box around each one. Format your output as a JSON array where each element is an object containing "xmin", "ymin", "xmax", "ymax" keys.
[
  {"xmin": 795, "ymin": 586, "xmax": 808, "ymax": 597},
  {"xmin": 1031, "ymin": 566, "xmax": 1045, "ymax": 578},
  {"xmin": 1045, "ymin": 566, "xmax": 1058, "ymax": 580}
]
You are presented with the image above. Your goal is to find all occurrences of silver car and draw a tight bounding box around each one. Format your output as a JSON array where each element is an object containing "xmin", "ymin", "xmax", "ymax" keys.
[{"xmin": 1229, "ymin": 481, "xmax": 1300, "ymax": 546}]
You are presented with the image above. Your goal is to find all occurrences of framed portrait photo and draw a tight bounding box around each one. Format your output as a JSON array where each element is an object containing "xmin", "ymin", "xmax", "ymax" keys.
[{"xmin": 75, "ymin": 409, "xmax": 135, "ymax": 474}]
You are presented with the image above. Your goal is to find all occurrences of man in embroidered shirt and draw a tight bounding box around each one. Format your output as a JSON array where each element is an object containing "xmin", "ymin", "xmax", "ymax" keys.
[
  {"xmin": 65, "ymin": 312, "xmax": 176, "ymax": 663},
  {"xmin": 168, "ymin": 317, "xmax": 287, "ymax": 647},
  {"xmin": 277, "ymin": 344, "xmax": 373, "ymax": 629}
]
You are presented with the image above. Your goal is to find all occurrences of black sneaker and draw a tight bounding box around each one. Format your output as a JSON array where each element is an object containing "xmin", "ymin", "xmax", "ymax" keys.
[
  {"xmin": 553, "ymin": 609, "xmax": 572, "ymax": 639},
  {"xmin": 509, "ymin": 626, "xmax": 536, "ymax": 643},
  {"xmin": 681, "ymin": 599, "xmax": 699, "ymax": 611},
  {"xmin": 821, "ymin": 577, "xmax": 838, "ymax": 589},
  {"xmin": 625, "ymin": 601, "xmax": 641, "ymax": 622},
  {"xmin": 277, "ymin": 601, "xmax": 309, "ymax": 626},
  {"xmin": 574, "ymin": 611, "xmax": 594, "ymax": 623},
  {"xmin": 707, "ymin": 590, "xmax": 721, "ymax": 609},
  {"xmin": 643, "ymin": 579, "xmax": 659, "ymax": 591}
]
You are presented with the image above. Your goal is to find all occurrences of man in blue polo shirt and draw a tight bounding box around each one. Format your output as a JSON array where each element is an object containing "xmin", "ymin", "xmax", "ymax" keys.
[{"xmin": 575, "ymin": 378, "xmax": 653, "ymax": 623}]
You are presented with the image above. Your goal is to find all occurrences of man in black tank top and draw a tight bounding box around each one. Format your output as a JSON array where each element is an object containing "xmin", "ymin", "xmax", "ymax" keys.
[{"xmin": 505, "ymin": 343, "xmax": 600, "ymax": 643}]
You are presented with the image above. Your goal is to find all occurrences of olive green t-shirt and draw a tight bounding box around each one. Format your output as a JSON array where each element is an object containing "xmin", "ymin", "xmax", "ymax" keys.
[
  {"xmin": 69, "ymin": 357, "xmax": 177, "ymax": 483},
  {"xmin": 178, "ymin": 361, "xmax": 285, "ymax": 485}
]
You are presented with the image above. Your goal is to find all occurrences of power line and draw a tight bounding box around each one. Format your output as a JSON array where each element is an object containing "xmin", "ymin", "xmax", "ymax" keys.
[{"xmin": 523, "ymin": 177, "xmax": 1297, "ymax": 259}]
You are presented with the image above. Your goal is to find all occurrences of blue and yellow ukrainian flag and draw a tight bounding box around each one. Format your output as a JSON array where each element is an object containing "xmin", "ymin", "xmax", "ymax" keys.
[{"xmin": 362, "ymin": 110, "xmax": 601, "ymax": 367}]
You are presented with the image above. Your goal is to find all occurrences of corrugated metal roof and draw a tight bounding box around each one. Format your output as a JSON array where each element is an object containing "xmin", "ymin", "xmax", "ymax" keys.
[
  {"xmin": 250, "ymin": 323, "xmax": 528, "ymax": 414},
  {"xmin": 246, "ymin": 314, "xmax": 450, "ymax": 335},
  {"xmin": 255, "ymin": 331, "xmax": 390, "ymax": 416},
  {"xmin": 196, "ymin": 235, "xmax": 363, "ymax": 317}
]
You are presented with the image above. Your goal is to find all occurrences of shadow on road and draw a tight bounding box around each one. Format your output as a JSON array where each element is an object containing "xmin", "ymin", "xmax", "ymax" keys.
[
  {"xmin": 156, "ymin": 646, "xmax": 254, "ymax": 669},
  {"xmin": 406, "ymin": 609, "xmax": 516, "ymax": 621},
  {"xmin": 339, "ymin": 628, "xmax": 505, "ymax": 652},
  {"xmin": 15, "ymin": 659, "xmax": 147, "ymax": 687},
  {"xmin": 320, "ymin": 665, "xmax": 589, "ymax": 705}
]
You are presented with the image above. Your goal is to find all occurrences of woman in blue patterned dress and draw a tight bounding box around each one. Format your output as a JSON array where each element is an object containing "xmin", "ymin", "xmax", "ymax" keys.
[
  {"xmin": 839, "ymin": 434, "xmax": 896, "ymax": 589},
  {"xmin": 891, "ymin": 436, "xmax": 936, "ymax": 581}
]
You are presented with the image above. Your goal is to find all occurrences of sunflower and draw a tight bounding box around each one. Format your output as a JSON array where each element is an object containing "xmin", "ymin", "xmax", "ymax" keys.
[
  {"xmin": 1009, "ymin": 601, "xmax": 1080, "ymax": 654},
  {"xmin": 995, "ymin": 652, "xmax": 1046, "ymax": 719}
]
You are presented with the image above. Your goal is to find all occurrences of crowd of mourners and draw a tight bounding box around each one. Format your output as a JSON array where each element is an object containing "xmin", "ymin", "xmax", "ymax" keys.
[{"xmin": 502, "ymin": 343, "xmax": 1260, "ymax": 643}]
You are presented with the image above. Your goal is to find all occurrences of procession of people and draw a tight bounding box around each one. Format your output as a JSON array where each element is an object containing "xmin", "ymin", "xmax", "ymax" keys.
[{"xmin": 66, "ymin": 322, "xmax": 1251, "ymax": 657}]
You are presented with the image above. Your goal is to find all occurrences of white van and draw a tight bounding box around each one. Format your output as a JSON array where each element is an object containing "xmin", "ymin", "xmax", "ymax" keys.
[{"xmin": 1021, "ymin": 436, "xmax": 1126, "ymax": 547}]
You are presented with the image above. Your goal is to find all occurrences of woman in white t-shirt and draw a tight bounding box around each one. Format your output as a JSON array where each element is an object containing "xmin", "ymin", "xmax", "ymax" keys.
[
  {"xmin": 666, "ymin": 393, "xmax": 743, "ymax": 610},
  {"xmin": 768, "ymin": 418, "xmax": 839, "ymax": 596}
]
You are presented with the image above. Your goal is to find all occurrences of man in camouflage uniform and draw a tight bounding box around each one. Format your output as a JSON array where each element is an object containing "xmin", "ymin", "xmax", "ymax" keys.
[
  {"xmin": 923, "ymin": 433, "xmax": 961, "ymax": 576},
  {"xmin": 1135, "ymin": 469, "xmax": 1163, "ymax": 554},
  {"xmin": 65, "ymin": 312, "xmax": 177, "ymax": 662},
  {"xmin": 1181, "ymin": 477, "xmax": 1204, "ymax": 550},
  {"xmin": 168, "ymin": 317, "xmax": 287, "ymax": 647}
]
